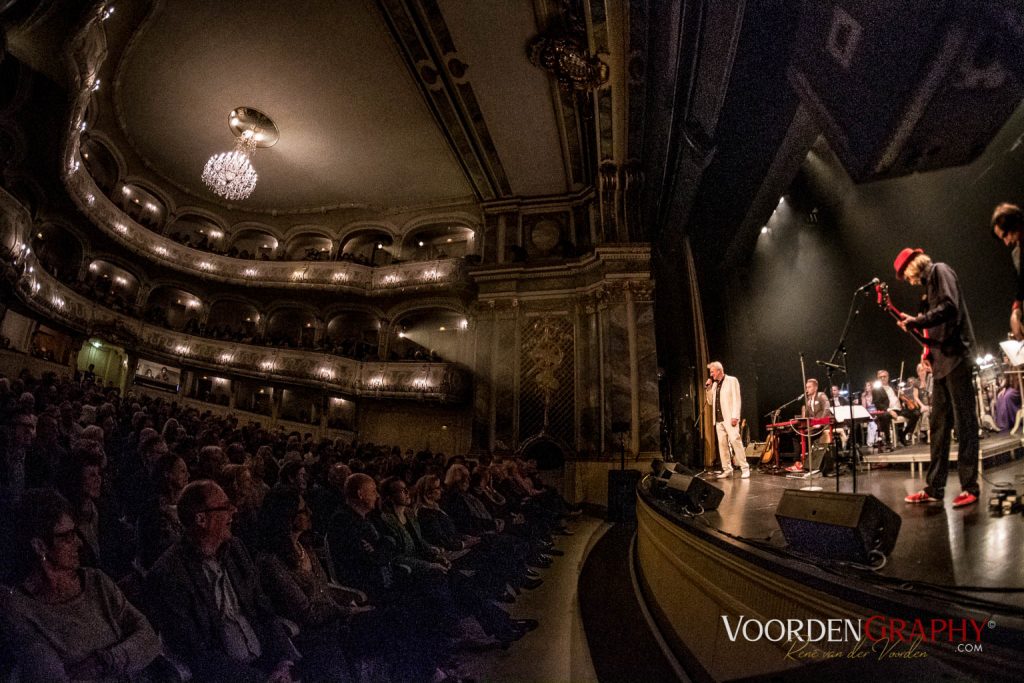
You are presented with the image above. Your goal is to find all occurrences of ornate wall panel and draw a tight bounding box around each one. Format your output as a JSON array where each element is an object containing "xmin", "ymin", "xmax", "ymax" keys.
[
  {"xmin": 518, "ymin": 315, "xmax": 575, "ymax": 447},
  {"xmin": 636, "ymin": 297, "xmax": 661, "ymax": 453},
  {"xmin": 602, "ymin": 297, "xmax": 631, "ymax": 453},
  {"xmin": 492, "ymin": 310, "xmax": 517, "ymax": 450}
]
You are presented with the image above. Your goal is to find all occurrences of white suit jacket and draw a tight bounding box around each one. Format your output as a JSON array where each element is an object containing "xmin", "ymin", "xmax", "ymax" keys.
[{"xmin": 706, "ymin": 375, "xmax": 742, "ymax": 423}]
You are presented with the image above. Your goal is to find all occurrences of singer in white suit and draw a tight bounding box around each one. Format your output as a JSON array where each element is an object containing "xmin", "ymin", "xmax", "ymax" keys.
[{"xmin": 706, "ymin": 361, "xmax": 751, "ymax": 479}]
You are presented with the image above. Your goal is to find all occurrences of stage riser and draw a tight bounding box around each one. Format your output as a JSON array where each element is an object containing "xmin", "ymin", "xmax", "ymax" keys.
[
  {"xmin": 636, "ymin": 499, "xmax": 868, "ymax": 681},
  {"xmin": 634, "ymin": 494, "xmax": 1024, "ymax": 681}
]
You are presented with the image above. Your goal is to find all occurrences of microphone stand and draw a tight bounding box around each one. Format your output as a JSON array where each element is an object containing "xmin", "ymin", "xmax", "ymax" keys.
[
  {"xmin": 761, "ymin": 394, "xmax": 804, "ymax": 475},
  {"xmin": 825, "ymin": 286, "xmax": 871, "ymax": 493}
]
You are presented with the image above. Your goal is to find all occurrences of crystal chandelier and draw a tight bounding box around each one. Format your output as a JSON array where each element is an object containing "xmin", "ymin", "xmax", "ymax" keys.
[{"xmin": 201, "ymin": 107, "xmax": 278, "ymax": 201}]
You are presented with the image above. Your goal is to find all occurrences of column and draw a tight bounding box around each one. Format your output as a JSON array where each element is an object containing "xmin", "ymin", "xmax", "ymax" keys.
[
  {"xmin": 625, "ymin": 283, "xmax": 640, "ymax": 457},
  {"xmin": 496, "ymin": 214, "xmax": 507, "ymax": 264},
  {"xmin": 488, "ymin": 305, "xmax": 500, "ymax": 452}
]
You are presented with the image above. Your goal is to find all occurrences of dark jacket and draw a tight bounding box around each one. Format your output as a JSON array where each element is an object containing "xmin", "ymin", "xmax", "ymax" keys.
[
  {"xmin": 905, "ymin": 262, "xmax": 975, "ymax": 379},
  {"xmin": 146, "ymin": 536, "xmax": 295, "ymax": 683},
  {"xmin": 326, "ymin": 504, "xmax": 394, "ymax": 598},
  {"xmin": 416, "ymin": 507, "xmax": 465, "ymax": 551}
]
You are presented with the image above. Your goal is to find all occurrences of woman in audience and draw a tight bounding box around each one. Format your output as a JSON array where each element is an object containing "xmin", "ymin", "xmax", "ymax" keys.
[
  {"xmin": 137, "ymin": 452, "xmax": 189, "ymax": 569},
  {"xmin": 415, "ymin": 474, "xmax": 538, "ymax": 596},
  {"xmin": 256, "ymin": 487, "xmax": 357, "ymax": 683},
  {"xmin": 378, "ymin": 478, "xmax": 535, "ymax": 646},
  {"xmin": 0, "ymin": 489, "xmax": 160, "ymax": 681},
  {"xmin": 218, "ymin": 463, "xmax": 261, "ymax": 552},
  {"xmin": 54, "ymin": 447, "xmax": 135, "ymax": 581}
]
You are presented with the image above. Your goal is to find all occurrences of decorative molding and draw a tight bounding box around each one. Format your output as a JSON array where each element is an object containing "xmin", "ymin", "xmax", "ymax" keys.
[{"xmin": 373, "ymin": 0, "xmax": 512, "ymax": 201}]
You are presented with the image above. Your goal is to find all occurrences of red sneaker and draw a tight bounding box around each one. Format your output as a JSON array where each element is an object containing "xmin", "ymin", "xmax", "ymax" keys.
[
  {"xmin": 904, "ymin": 490, "xmax": 939, "ymax": 504},
  {"xmin": 784, "ymin": 462, "xmax": 804, "ymax": 472},
  {"xmin": 952, "ymin": 491, "xmax": 977, "ymax": 508}
]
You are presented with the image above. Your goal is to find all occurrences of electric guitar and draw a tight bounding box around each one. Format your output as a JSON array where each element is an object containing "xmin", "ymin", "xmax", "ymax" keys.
[{"xmin": 874, "ymin": 282, "xmax": 932, "ymax": 361}]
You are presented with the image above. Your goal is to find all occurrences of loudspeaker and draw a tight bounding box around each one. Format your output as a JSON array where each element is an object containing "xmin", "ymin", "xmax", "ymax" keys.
[
  {"xmin": 663, "ymin": 466, "xmax": 725, "ymax": 512},
  {"xmin": 611, "ymin": 420, "xmax": 631, "ymax": 434},
  {"xmin": 788, "ymin": 0, "xmax": 1024, "ymax": 182},
  {"xmin": 775, "ymin": 490, "xmax": 901, "ymax": 563}
]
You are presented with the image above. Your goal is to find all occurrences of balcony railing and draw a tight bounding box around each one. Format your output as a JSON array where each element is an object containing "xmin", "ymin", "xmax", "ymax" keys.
[
  {"xmin": 57, "ymin": 13, "xmax": 471, "ymax": 295},
  {"xmin": 1, "ymin": 192, "xmax": 468, "ymax": 402},
  {"xmin": 62, "ymin": 170, "xmax": 468, "ymax": 293}
]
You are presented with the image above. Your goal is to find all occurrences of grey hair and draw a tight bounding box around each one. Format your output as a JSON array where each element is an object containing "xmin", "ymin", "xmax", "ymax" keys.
[{"xmin": 707, "ymin": 361, "xmax": 724, "ymax": 373}]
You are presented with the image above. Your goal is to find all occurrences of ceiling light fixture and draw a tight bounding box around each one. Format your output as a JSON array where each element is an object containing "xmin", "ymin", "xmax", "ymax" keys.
[{"xmin": 201, "ymin": 107, "xmax": 279, "ymax": 201}]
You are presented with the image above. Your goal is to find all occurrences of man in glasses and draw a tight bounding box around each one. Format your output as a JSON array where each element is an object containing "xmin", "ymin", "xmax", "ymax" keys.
[{"xmin": 147, "ymin": 480, "xmax": 297, "ymax": 682}]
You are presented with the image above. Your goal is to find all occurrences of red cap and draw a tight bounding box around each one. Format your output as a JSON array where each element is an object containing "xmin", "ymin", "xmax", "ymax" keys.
[{"xmin": 893, "ymin": 248, "xmax": 923, "ymax": 280}]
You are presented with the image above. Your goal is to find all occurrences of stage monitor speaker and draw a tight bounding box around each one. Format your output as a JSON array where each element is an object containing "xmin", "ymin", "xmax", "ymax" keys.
[
  {"xmin": 775, "ymin": 489, "xmax": 901, "ymax": 563},
  {"xmin": 788, "ymin": 0, "xmax": 1024, "ymax": 182},
  {"xmin": 664, "ymin": 466, "xmax": 725, "ymax": 512}
]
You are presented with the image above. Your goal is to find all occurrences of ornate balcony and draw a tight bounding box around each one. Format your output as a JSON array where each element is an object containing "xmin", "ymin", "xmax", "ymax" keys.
[{"xmin": 2, "ymin": 189, "xmax": 469, "ymax": 402}]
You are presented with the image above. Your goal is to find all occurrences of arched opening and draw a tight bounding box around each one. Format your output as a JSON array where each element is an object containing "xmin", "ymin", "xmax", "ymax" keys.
[
  {"xmin": 80, "ymin": 137, "xmax": 120, "ymax": 195},
  {"xmin": 266, "ymin": 308, "xmax": 317, "ymax": 349},
  {"xmin": 392, "ymin": 308, "xmax": 468, "ymax": 362},
  {"xmin": 116, "ymin": 183, "xmax": 165, "ymax": 229},
  {"xmin": 229, "ymin": 228, "xmax": 279, "ymax": 260},
  {"xmin": 338, "ymin": 229, "xmax": 393, "ymax": 266},
  {"xmin": 31, "ymin": 224, "xmax": 82, "ymax": 283},
  {"xmin": 165, "ymin": 214, "xmax": 225, "ymax": 253},
  {"xmin": 144, "ymin": 286, "xmax": 204, "ymax": 331},
  {"xmin": 401, "ymin": 223, "xmax": 475, "ymax": 261},
  {"xmin": 520, "ymin": 437, "xmax": 568, "ymax": 472},
  {"xmin": 207, "ymin": 300, "xmax": 261, "ymax": 342},
  {"xmin": 325, "ymin": 311, "xmax": 379, "ymax": 360},
  {"xmin": 285, "ymin": 232, "xmax": 334, "ymax": 261},
  {"xmin": 85, "ymin": 259, "xmax": 140, "ymax": 312}
]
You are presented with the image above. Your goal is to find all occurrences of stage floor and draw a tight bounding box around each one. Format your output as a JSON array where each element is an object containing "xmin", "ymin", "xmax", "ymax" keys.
[{"xmin": 699, "ymin": 447, "xmax": 1024, "ymax": 611}]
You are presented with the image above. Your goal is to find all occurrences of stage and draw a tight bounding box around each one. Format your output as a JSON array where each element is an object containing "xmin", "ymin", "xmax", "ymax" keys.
[
  {"xmin": 709, "ymin": 449, "xmax": 1024, "ymax": 609},
  {"xmin": 633, "ymin": 448, "xmax": 1024, "ymax": 681}
]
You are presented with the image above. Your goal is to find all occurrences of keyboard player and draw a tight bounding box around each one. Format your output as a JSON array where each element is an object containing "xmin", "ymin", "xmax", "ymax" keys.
[{"xmin": 785, "ymin": 379, "xmax": 831, "ymax": 472}]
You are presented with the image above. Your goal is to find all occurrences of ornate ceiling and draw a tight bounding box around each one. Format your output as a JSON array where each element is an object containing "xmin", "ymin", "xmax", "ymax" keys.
[{"xmin": 66, "ymin": 0, "xmax": 580, "ymax": 217}]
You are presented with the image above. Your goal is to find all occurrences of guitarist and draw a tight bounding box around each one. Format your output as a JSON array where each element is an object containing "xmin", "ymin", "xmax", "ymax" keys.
[
  {"xmin": 991, "ymin": 203, "xmax": 1024, "ymax": 340},
  {"xmin": 894, "ymin": 248, "xmax": 979, "ymax": 509}
]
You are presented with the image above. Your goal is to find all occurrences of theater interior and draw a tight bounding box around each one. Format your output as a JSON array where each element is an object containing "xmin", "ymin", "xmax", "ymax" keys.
[{"xmin": 2, "ymin": 1, "xmax": 1024, "ymax": 681}]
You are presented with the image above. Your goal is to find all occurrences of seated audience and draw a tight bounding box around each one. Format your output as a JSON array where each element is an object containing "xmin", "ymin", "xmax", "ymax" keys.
[
  {"xmin": 147, "ymin": 480, "xmax": 298, "ymax": 683},
  {"xmin": 0, "ymin": 489, "xmax": 160, "ymax": 681}
]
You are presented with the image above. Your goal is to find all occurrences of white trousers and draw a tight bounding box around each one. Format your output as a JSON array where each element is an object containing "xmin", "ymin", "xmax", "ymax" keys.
[{"xmin": 715, "ymin": 421, "xmax": 749, "ymax": 472}]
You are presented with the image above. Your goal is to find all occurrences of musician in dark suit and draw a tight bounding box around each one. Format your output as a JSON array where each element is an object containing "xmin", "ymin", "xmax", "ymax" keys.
[
  {"xmin": 870, "ymin": 370, "xmax": 902, "ymax": 450},
  {"xmin": 895, "ymin": 248, "xmax": 979, "ymax": 509}
]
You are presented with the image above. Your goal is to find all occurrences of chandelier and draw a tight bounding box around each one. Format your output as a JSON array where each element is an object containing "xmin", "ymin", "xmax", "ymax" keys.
[{"xmin": 201, "ymin": 107, "xmax": 278, "ymax": 201}]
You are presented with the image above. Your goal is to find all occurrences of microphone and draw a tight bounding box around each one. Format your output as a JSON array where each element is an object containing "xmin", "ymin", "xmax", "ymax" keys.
[
  {"xmin": 856, "ymin": 277, "xmax": 880, "ymax": 292},
  {"xmin": 816, "ymin": 360, "xmax": 845, "ymax": 370}
]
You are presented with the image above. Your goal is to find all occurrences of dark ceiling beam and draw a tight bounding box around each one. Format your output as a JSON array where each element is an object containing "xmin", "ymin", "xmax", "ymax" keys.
[
  {"xmin": 637, "ymin": 0, "xmax": 748, "ymax": 245},
  {"xmin": 373, "ymin": 0, "xmax": 512, "ymax": 202}
]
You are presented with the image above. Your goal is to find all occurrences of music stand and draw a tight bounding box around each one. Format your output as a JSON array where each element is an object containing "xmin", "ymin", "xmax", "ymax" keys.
[
  {"xmin": 999, "ymin": 340, "xmax": 1024, "ymax": 366},
  {"xmin": 832, "ymin": 404, "xmax": 871, "ymax": 491}
]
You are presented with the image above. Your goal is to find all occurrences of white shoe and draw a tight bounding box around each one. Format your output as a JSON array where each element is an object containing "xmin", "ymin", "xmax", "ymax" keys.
[
  {"xmin": 715, "ymin": 470, "xmax": 733, "ymax": 479},
  {"xmin": 741, "ymin": 469, "xmax": 751, "ymax": 479}
]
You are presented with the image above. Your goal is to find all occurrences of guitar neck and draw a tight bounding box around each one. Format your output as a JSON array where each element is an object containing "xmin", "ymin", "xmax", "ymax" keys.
[{"xmin": 883, "ymin": 303, "xmax": 930, "ymax": 350}]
